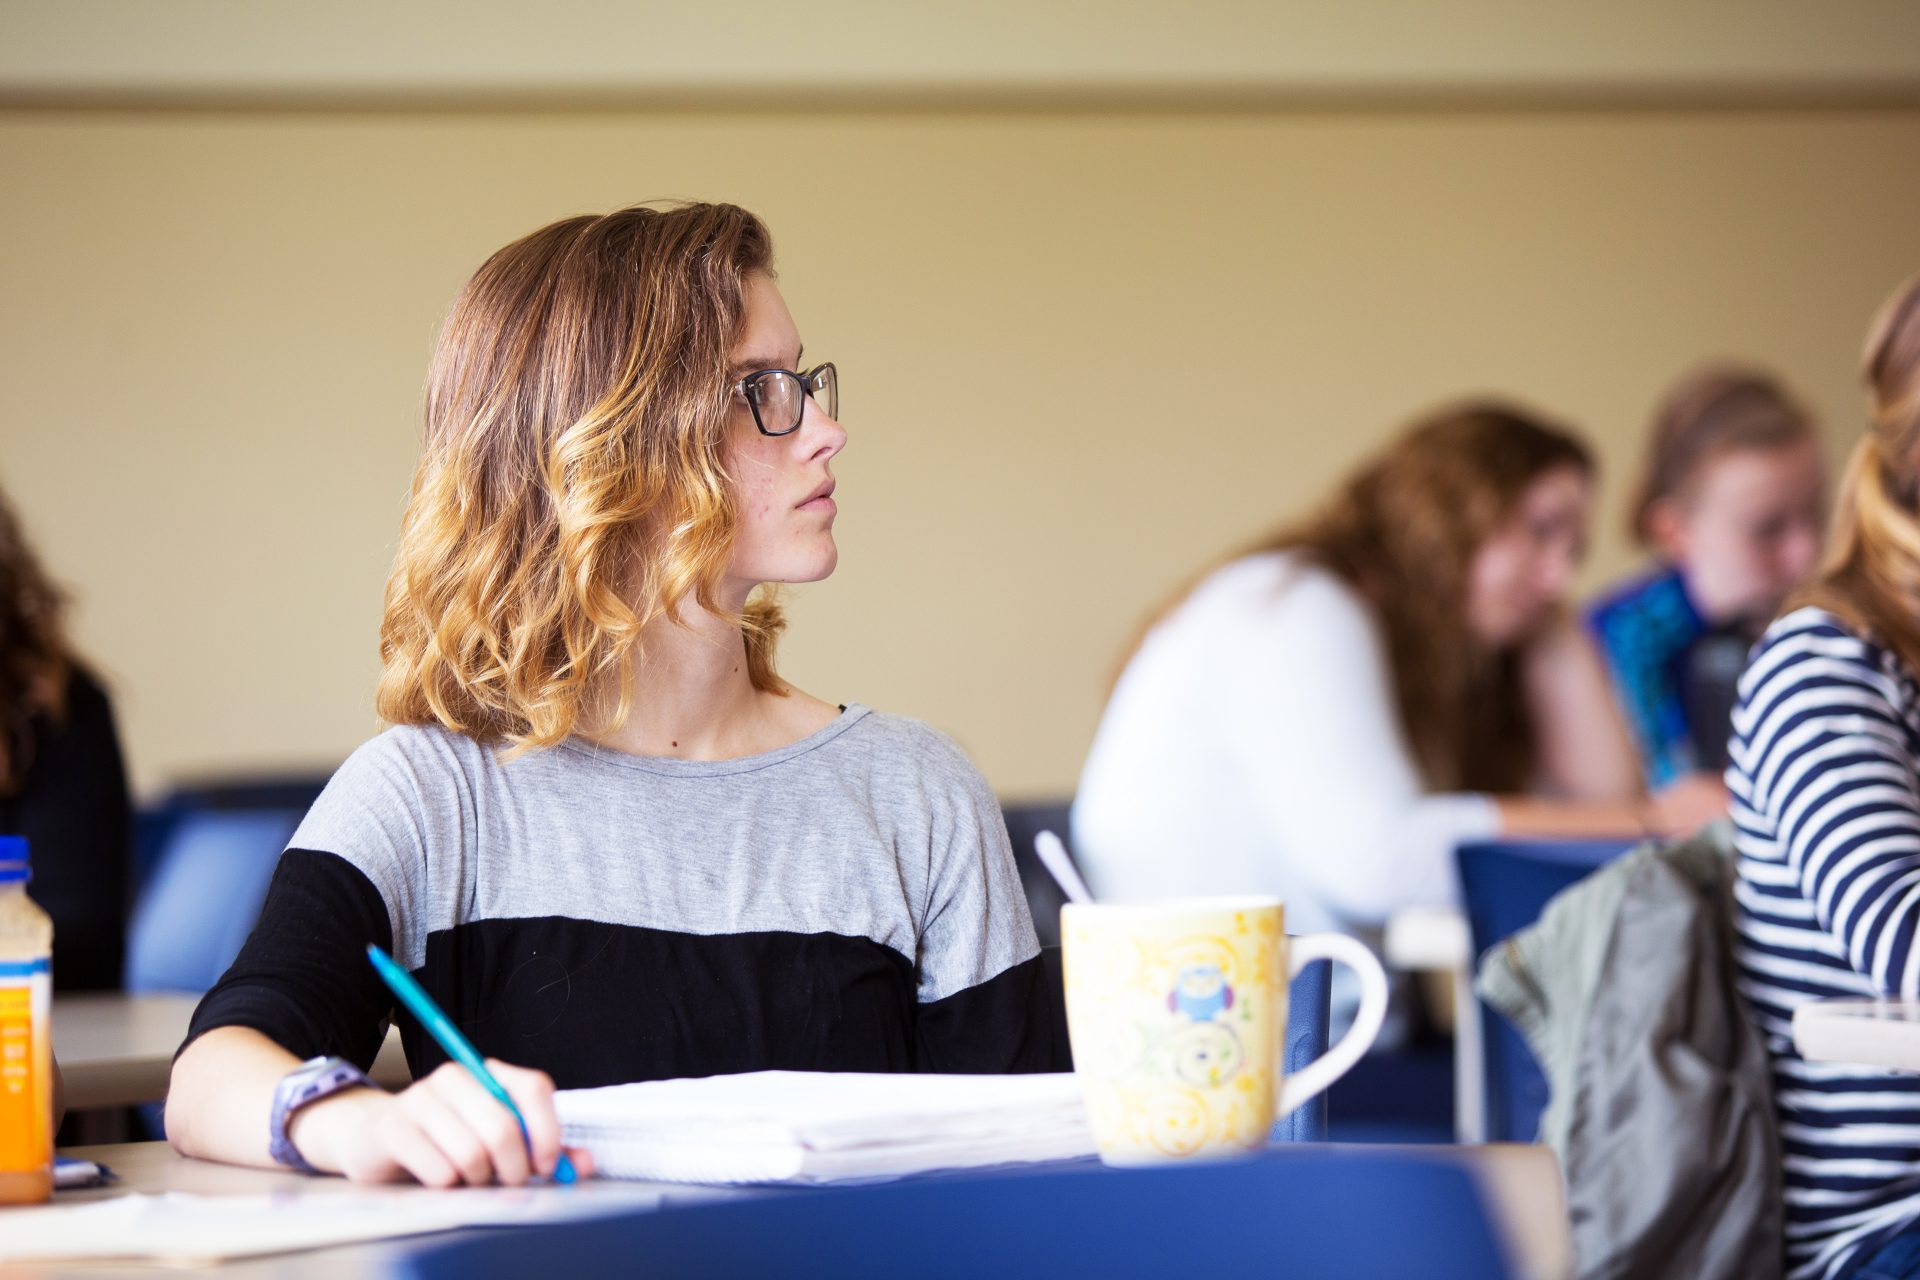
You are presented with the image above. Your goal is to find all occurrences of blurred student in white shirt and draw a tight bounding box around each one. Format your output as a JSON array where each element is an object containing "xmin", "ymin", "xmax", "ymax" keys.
[{"xmin": 1073, "ymin": 402, "xmax": 1726, "ymax": 1034}]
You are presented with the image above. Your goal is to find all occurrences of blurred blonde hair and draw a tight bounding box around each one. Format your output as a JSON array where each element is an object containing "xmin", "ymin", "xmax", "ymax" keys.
[
  {"xmin": 376, "ymin": 202, "xmax": 787, "ymax": 750},
  {"xmin": 1791, "ymin": 271, "xmax": 1920, "ymax": 674}
]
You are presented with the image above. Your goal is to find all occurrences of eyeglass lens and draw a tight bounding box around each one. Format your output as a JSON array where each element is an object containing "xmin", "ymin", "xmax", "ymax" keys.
[{"xmin": 747, "ymin": 364, "xmax": 837, "ymax": 435}]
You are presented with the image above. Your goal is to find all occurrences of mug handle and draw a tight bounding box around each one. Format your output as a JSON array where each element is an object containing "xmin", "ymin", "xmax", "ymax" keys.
[{"xmin": 1275, "ymin": 932, "xmax": 1389, "ymax": 1119}]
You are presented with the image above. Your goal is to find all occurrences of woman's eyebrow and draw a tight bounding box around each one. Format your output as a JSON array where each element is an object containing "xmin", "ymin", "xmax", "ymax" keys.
[{"xmin": 728, "ymin": 347, "xmax": 803, "ymax": 378}]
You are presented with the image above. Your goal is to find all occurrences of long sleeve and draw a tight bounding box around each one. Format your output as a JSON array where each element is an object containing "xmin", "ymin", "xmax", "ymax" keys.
[
  {"xmin": 907, "ymin": 730, "xmax": 1064, "ymax": 1073},
  {"xmin": 181, "ymin": 849, "xmax": 396, "ymax": 1069},
  {"xmin": 180, "ymin": 734, "xmax": 431, "ymax": 1069},
  {"xmin": 1731, "ymin": 618, "xmax": 1920, "ymax": 996},
  {"xmin": 1216, "ymin": 569, "xmax": 1497, "ymax": 925}
]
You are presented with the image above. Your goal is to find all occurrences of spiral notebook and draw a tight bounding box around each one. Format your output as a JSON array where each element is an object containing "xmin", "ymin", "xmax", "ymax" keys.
[{"xmin": 554, "ymin": 1070, "xmax": 1096, "ymax": 1185}]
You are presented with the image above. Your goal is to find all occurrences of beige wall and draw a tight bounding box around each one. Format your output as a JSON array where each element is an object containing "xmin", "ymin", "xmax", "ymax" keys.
[
  {"xmin": 8, "ymin": 0, "xmax": 1920, "ymax": 99},
  {"xmin": 2, "ymin": 105, "xmax": 1917, "ymax": 799}
]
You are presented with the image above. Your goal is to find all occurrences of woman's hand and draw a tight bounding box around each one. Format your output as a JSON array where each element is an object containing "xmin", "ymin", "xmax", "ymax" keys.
[
  {"xmin": 1642, "ymin": 770, "xmax": 1730, "ymax": 837},
  {"xmin": 286, "ymin": 1059, "xmax": 593, "ymax": 1186}
]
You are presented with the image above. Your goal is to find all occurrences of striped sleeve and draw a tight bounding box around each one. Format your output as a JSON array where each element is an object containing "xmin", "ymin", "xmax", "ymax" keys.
[{"xmin": 1733, "ymin": 619, "xmax": 1920, "ymax": 997}]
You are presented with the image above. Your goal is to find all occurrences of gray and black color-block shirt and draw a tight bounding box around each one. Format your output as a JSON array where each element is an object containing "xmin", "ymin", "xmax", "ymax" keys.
[{"xmin": 185, "ymin": 705, "xmax": 1062, "ymax": 1083}]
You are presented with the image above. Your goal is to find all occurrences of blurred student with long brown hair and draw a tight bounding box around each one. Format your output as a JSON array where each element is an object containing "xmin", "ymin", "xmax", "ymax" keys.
[
  {"xmin": 1589, "ymin": 366, "xmax": 1825, "ymax": 788},
  {"xmin": 167, "ymin": 202, "xmax": 1055, "ymax": 1186},
  {"xmin": 1073, "ymin": 403, "xmax": 1724, "ymax": 1026},
  {"xmin": 0, "ymin": 484, "xmax": 130, "ymax": 991},
  {"xmin": 1730, "ymin": 273, "xmax": 1920, "ymax": 1280}
]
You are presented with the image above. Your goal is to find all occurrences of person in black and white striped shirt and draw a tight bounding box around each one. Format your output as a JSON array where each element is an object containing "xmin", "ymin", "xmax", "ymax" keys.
[{"xmin": 1732, "ymin": 269, "xmax": 1920, "ymax": 1280}]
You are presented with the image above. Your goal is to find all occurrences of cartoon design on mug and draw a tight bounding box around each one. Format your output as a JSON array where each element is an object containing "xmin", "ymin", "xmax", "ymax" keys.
[
  {"xmin": 1168, "ymin": 963, "xmax": 1235, "ymax": 1023},
  {"xmin": 1171, "ymin": 1021, "xmax": 1244, "ymax": 1088}
]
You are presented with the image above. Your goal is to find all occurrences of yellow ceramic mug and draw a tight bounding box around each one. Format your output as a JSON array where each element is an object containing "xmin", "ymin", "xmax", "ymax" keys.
[{"xmin": 1060, "ymin": 896, "xmax": 1388, "ymax": 1165}]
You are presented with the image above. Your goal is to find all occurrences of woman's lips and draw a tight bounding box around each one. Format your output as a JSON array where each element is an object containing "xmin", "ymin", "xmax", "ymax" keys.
[{"xmin": 797, "ymin": 479, "xmax": 836, "ymax": 513}]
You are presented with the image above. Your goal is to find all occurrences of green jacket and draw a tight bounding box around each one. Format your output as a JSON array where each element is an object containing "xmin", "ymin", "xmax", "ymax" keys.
[{"xmin": 1476, "ymin": 824, "xmax": 1781, "ymax": 1280}]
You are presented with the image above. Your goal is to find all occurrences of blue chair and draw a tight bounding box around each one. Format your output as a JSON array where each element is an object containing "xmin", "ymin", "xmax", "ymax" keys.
[
  {"xmin": 1043, "ymin": 945, "xmax": 1330, "ymax": 1142},
  {"xmin": 132, "ymin": 777, "xmax": 330, "ymax": 892},
  {"xmin": 397, "ymin": 1147, "xmax": 1514, "ymax": 1280},
  {"xmin": 123, "ymin": 807, "xmax": 307, "ymax": 993},
  {"xmin": 1276, "ymin": 955, "xmax": 1331, "ymax": 1143},
  {"xmin": 1457, "ymin": 837, "xmax": 1634, "ymax": 1142}
]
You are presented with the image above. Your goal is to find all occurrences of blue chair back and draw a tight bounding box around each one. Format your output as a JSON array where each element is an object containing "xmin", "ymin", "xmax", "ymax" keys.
[
  {"xmin": 1000, "ymin": 799, "xmax": 1076, "ymax": 947},
  {"xmin": 1457, "ymin": 837, "xmax": 1633, "ymax": 1142},
  {"xmin": 1276, "ymin": 956, "xmax": 1330, "ymax": 1142},
  {"xmin": 398, "ymin": 1147, "xmax": 1514, "ymax": 1280},
  {"xmin": 124, "ymin": 808, "xmax": 305, "ymax": 992},
  {"xmin": 1043, "ymin": 945, "xmax": 1330, "ymax": 1142}
]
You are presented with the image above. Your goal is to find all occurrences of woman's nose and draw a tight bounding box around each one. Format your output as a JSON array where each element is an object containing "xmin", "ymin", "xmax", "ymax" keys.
[{"xmin": 802, "ymin": 399, "xmax": 846, "ymax": 459}]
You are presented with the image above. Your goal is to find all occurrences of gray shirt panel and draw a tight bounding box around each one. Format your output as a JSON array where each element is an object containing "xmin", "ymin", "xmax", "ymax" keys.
[{"xmin": 287, "ymin": 704, "xmax": 1038, "ymax": 1003}]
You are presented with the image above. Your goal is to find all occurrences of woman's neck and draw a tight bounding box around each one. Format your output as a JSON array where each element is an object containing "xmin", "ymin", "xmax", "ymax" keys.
[{"xmin": 580, "ymin": 598, "xmax": 834, "ymax": 761}]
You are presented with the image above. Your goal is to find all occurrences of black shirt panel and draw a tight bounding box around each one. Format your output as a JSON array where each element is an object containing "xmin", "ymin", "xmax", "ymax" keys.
[
  {"xmin": 914, "ymin": 951, "xmax": 1069, "ymax": 1073},
  {"xmin": 411, "ymin": 915, "xmax": 920, "ymax": 1087},
  {"xmin": 187, "ymin": 846, "xmax": 1058, "ymax": 1084}
]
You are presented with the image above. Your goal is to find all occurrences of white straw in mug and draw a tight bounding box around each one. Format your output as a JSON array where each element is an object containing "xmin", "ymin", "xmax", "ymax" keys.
[{"xmin": 1034, "ymin": 830, "xmax": 1094, "ymax": 905}]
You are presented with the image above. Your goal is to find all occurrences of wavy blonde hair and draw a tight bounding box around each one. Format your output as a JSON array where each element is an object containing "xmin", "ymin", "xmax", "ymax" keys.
[
  {"xmin": 1118, "ymin": 402, "xmax": 1593, "ymax": 792},
  {"xmin": 377, "ymin": 202, "xmax": 787, "ymax": 750},
  {"xmin": 1790, "ymin": 271, "xmax": 1920, "ymax": 673}
]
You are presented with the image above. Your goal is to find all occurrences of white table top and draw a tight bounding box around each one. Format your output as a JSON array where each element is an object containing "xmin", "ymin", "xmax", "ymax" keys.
[
  {"xmin": 1792, "ymin": 998, "xmax": 1920, "ymax": 1071},
  {"xmin": 53, "ymin": 993, "xmax": 411, "ymax": 1111},
  {"xmin": 1384, "ymin": 904, "xmax": 1472, "ymax": 972}
]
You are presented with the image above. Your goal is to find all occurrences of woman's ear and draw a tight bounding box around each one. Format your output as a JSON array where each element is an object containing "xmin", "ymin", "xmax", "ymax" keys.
[{"xmin": 1642, "ymin": 494, "xmax": 1690, "ymax": 563}]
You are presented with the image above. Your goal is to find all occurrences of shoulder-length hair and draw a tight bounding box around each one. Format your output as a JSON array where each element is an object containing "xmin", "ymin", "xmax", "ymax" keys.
[
  {"xmin": 1789, "ymin": 271, "xmax": 1920, "ymax": 673},
  {"xmin": 376, "ymin": 202, "xmax": 786, "ymax": 750},
  {"xmin": 0, "ymin": 485, "xmax": 72, "ymax": 793},
  {"xmin": 1119, "ymin": 401, "xmax": 1594, "ymax": 793}
]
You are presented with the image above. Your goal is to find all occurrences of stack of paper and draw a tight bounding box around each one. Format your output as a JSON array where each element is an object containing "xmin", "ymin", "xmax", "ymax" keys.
[
  {"xmin": 0, "ymin": 1187, "xmax": 660, "ymax": 1264},
  {"xmin": 555, "ymin": 1070, "xmax": 1095, "ymax": 1185}
]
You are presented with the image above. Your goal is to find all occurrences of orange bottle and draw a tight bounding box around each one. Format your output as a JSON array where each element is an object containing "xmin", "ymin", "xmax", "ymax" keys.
[{"xmin": 0, "ymin": 835, "xmax": 52, "ymax": 1204}]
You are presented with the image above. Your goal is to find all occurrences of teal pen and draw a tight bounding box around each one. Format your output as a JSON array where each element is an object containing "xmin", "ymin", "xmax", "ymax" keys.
[{"xmin": 365, "ymin": 943, "xmax": 579, "ymax": 1185}]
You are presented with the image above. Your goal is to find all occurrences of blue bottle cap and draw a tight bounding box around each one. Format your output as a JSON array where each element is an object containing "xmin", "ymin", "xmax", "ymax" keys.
[{"xmin": 0, "ymin": 835, "xmax": 28, "ymax": 883}]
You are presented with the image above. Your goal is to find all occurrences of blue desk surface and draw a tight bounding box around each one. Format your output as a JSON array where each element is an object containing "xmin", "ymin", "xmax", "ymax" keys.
[{"xmin": 399, "ymin": 1146, "xmax": 1516, "ymax": 1280}]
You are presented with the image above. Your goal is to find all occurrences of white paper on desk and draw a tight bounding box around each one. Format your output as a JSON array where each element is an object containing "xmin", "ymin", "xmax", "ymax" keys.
[
  {"xmin": 556, "ymin": 1070, "xmax": 1096, "ymax": 1185},
  {"xmin": 0, "ymin": 1186, "xmax": 660, "ymax": 1264}
]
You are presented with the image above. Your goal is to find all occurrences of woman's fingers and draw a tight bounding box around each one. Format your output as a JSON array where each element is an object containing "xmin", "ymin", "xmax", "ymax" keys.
[
  {"xmin": 429, "ymin": 1062, "xmax": 537, "ymax": 1185},
  {"xmin": 377, "ymin": 1110, "xmax": 463, "ymax": 1188},
  {"xmin": 318, "ymin": 1060, "xmax": 572, "ymax": 1187},
  {"xmin": 486, "ymin": 1059, "xmax": 562, "ymax": 1178},
  {"xmin": 401, "ymin": 1071, "xmax": 502, "ymax": 1185}
]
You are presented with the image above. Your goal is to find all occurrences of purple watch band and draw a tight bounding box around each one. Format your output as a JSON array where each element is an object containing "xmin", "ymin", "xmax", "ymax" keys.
[{"xmin": 269, "ymin": 1056, "xmax": 372, "ymax": 1173}]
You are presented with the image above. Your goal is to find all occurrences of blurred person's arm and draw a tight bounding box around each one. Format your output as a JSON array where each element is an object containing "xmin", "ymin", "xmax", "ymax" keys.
[
  {"xmin": 1493, "ymin": 774, "xmax": 1724, "ymax": 842},
  {"xmin": 1519, "ymin": 614, "xmax": 1643, "ymax": 802}
]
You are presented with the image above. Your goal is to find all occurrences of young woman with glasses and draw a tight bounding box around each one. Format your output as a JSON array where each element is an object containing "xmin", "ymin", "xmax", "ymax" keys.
[
  {"xmin": 1072, "ymin": 403, "xmax": 1727, "ymax": 1035},
  {"xmin": 165, "ymin": 203, "xmax": 1057, "ymax": 1185}
]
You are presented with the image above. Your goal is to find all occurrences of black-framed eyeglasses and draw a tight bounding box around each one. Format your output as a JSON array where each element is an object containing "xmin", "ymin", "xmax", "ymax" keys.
[{"xmin": 732, "ymin": 362, "xmax": 838, "ymax": 437}]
